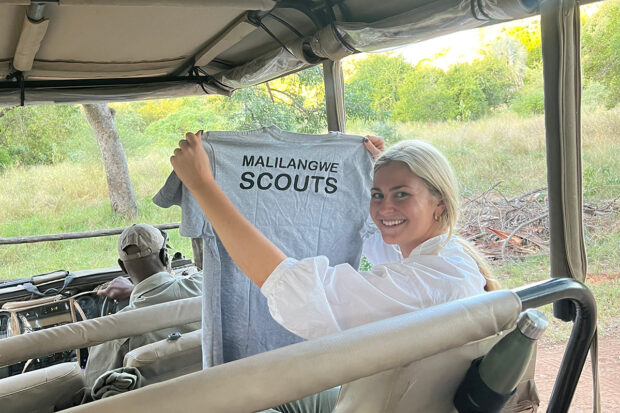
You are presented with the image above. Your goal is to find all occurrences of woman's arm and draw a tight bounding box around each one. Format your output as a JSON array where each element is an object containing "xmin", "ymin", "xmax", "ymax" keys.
[{"xmin": 170, "ymin": 131, "xmax": 286, "ymax": 287}]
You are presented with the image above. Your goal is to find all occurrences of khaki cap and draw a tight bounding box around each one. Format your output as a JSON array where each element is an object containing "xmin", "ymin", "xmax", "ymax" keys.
[{"xmin": 118, "ymin": 224, "xmax": 165, "ymax": 261}]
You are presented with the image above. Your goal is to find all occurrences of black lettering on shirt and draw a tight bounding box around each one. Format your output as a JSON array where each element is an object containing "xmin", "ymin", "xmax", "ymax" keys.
[
  {"xmin": 293, "ymin": 175, "xmax": 309, "ymax": 192},
  {"xmin": 275, "ymin": 174, "xmax": 292, "ymax": 190},
  {"xmin": 240, "ymin": 171, "xmax": 255, "ymax": 189},
  {"xmin": 325, "ymin": 177, "xmax": 338, "ymax": 194},
  {"xmin": 310, "ymin": 176, "xmax": 325, "ymax": 192},
  {"xmin": 257, "ymin": 172, "xmax": 273, "ymax": 190},
  {"xmin": 242, "ymin": 155, "xmax": 255, "ymax": 167}
]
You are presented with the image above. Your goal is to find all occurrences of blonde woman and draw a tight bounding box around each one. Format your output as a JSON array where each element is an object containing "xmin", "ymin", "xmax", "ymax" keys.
[{"xmin": 170, "ymin": 133, "xmax": 497, "ymax": 411}]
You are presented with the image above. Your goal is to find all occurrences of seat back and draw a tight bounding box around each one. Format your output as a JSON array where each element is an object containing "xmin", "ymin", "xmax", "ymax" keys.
[
  {"xmin": 123, "ymin": 329, "xmax": 202, "ymax": 385},
  {"xmin": 334, "ymin": 332, "xmax": 539, "ymax": 413},
  {"xmin": 0, "ymin": 296, "xmax": 201, "ymax": 368},
  {"xmin": 0, "ymin": 362, "xmax": 84, "ymax": 413}
]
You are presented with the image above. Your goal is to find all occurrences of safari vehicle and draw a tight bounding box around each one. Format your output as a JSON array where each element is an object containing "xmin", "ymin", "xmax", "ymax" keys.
[{"xmin": 0, "ymin": 0, "xmax": 600, "ymax": 412}]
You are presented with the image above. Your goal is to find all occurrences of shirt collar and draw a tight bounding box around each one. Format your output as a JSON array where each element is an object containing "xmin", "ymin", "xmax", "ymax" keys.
[
  {"xmin": 405, "ymin": 233, "xmax": 450, "ymax": 258},
  {"xmin": 130, "ymin": 271, "xmax": 174, "ymax": 300}
]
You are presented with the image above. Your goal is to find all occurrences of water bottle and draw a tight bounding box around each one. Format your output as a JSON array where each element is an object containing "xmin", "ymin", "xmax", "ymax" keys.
[{"xmin": 453, "ymin": 309, "xmax": 548, "ymax": 412}]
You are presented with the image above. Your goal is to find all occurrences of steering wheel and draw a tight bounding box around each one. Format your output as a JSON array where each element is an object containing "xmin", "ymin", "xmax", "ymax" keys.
[
  {"xmin": 100, "ymin": 296, "xmax": 112, "ymax": 317},
  {"xmin": 100, "ymin": 296, "xmax": 129, "ymax": 317}
]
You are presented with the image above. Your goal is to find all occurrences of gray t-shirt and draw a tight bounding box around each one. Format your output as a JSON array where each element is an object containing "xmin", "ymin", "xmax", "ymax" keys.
[{"xmin": 154, "ymin": 126, "xmax": 374, "ymax": 366}]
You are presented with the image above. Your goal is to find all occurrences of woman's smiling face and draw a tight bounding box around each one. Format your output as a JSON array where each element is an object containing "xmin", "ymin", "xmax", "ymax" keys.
[{"xmin": 370, "ymin": 161, "xmax": 446, "ymax": 257}]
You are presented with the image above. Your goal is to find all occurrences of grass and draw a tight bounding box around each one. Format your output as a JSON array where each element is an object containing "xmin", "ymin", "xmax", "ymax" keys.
[
  {"xmin": 0, "ymin": 151, "xmax": 191, "ymax": 278},
  {"xmin": 349, "ymin": 108, "xmax": 620, "ymax": 198},
  {"xmin": 1, "ymin": 109, "xmax": 618, "ymax": 343}
]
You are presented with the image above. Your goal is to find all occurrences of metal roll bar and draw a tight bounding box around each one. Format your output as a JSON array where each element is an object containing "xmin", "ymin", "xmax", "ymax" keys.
[{"xmin": 515, "ymin": 278, "xmax": 597, "ymax": 412}]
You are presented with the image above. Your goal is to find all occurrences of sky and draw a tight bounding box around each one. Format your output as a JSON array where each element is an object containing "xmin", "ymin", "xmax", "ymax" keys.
[{"xmin": 395, "ymin": 17, "xmax": 537, "ymax": 70}]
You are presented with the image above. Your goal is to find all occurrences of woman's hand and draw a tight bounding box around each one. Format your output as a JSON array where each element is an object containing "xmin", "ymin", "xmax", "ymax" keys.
[
  {"xmin": 170, "ymin": 131, "xmax": 214, "ymax": 192},
  {"xmin": 363, "ymin": 135, "xmax": 385, "ymax": 161}
]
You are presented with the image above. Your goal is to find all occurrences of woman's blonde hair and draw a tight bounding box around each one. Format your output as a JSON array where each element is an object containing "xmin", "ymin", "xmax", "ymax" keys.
[{"xmin": 374, "ymin": 140, "xmax": 500, "ymax": 291}]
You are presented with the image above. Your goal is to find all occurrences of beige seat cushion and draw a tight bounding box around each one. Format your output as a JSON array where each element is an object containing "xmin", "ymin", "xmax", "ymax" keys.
[
  {"xmin": 334, "ymin": 332, "xmax": 539, "ymax": 413},
  {"xmin": 0, "ymin": 362, "xmax": 84, "ymax": 413},
  {"xmin": 124, "ymin": 329, "xmax": 202, "ymax": 385}
]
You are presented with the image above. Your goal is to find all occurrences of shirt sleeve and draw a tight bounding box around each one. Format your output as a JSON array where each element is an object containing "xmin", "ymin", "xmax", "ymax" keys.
[
  {"xmin": 260, "ymin": 253, "xmax": 485, "ymax": 340},
  {"xmin": 152, "ymin": 172, "xmax": 208, "ymax": 238}
]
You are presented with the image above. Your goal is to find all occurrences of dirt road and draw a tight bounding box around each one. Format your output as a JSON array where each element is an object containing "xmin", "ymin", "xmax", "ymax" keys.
[{"xmin": 536, "ymin": 330, "xmax": 620, "ymax": 412}]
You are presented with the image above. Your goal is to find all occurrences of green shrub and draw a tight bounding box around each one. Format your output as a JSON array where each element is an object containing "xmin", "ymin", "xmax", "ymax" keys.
[
  {"xmin": 0, "ymin": 105, "xmax": 90, "ymax": 166},
  {"xmin": 145, "ymin": 106, "xmax": 225, "ymax": 145},
  {"xmin": 511, "ymin": 89, "xmax": 545, "ymax": 116},
  {"xmin": 582, "ymin": 81, "xmax": 610, "ymax": 112}
]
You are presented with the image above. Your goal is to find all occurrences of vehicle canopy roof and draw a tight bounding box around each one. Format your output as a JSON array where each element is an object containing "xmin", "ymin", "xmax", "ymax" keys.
[{"xmin": 0, "ymin": 0, "xmax": 594, "ymax": 105}]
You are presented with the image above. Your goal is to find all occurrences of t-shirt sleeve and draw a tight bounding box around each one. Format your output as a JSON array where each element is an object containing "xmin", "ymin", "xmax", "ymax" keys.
[{"xmin": 152, "ymin": 172, "xmax": 208, "ymax": 238}]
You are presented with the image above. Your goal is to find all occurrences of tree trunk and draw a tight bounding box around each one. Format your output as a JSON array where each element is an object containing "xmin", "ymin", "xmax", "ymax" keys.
[{"xmin": 83, "ymin": 103, "xmax": 138, "ymax": 219}]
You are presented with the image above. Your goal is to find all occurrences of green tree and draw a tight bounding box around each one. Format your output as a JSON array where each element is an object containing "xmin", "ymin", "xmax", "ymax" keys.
[
  {"xmin": 394, "ymin": 66, "xmax": 457, "ymax": 122},
  {"xmin": 473, "ymin": 55, "xmax": 519, "ymax": 108},
  {"xmin": 0, "ymin": 105, "xmax": 90, "ymax": 168},
  {"xmin": 219, "ymin": 66, "xmax": 327, "ymax": 133},
  {"xmin": 582, "ymin": 0, "xmax": 620, "ymax": 108},
  {"xmin": 444, "ymin": 63, "xmax": 488, "ymax": 121},
  {"xmin": 510, "ymin": 69, "xmax": 544, "ymax": 116},
  {"xmin": 345, "ymin": 54, "xmax": 414, "ymax": 120}
]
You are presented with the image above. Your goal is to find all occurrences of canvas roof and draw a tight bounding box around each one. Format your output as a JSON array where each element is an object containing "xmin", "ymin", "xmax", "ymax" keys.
[{"xmin": 0, "ymin": 0, "xmax": 589, "ymax": 106}]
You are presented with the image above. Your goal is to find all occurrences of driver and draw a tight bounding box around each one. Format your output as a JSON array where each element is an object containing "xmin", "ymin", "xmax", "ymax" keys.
[{"xmin": 83, "ymin": 224, "xmax": 202, "ymax": 388}]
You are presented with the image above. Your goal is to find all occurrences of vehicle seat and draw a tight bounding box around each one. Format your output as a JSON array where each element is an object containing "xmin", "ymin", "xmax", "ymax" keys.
[
  {"xmin": 0, "ymin": 362, "xmax": 84, "ymax": 413},
  {"xmin": 334, "ymin": 329, "xmax": 539, "ymax": 412},
  {"xmin": 61, "ymin": 290, "xmax": 531, "ymax": 413},
  {"xmin": 123, "ymin": 329, "xmax": 202, "ymax": 385}
]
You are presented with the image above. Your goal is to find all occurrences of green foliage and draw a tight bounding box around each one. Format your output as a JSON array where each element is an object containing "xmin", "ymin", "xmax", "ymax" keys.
[
  {"xmin": 393, "ymin": 53, "xmax": 518, "ymax": 123},
  {"xmin": 583, "ymin": 165, "xmax": 620, "ymax": 198},
  {"xmin": 510, "ymin": 69, "xmax": 544, "ymax": 116},
  {"xmin": 582, "ymin": 81, "xmax": 610, "ymax": 111},
  {"xmin": 393, "ymin": 66, "xmax": 456, "ymax": 122},
  {"xmin": 511, "ymin": 89, "xmax": 545, "ymax": 116},
  {"xmin": 581, "ymin": 0, "xmax": 620, "ymax": 108},
  {"xmin": 344, "ymin": 79, "xmax": 375, "ymax": 122},
  {"xmin": 474, "ymin": 55, "xmax": 519, "ymax": 108},
  {"xmin": 145, "ymin": 104, "xmax": 225, "ymax": 145},
  {"xmin": 346, "ymin": 54, "xmax": 413, "ymax": 120},
  {"xmin": 220, "ymin": 66, "xmax": 327, "ymax": 133},
  {"xmin": 0, "ymin": 105, "xmax": 90, "ymax": 167},
  {"xmin": 444, "ymin": 64, "xmax": 489, "ymax": 121}
]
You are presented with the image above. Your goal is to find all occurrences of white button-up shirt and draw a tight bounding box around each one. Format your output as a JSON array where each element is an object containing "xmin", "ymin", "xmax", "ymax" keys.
[{"xmin": 261, "ymin": 233, "xmax": 486, "ymax": 339}]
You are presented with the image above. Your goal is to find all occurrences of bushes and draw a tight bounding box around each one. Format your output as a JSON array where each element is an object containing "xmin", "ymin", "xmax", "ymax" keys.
[
  {"xmin": 144, "ymin": 105, "xmax": 224, "ymax": 145},
  {"xmin": 393, "ymin": 66, "xmax": 457, "ymax": 122},
  {"xmin": 581, "ymin": 0, "xmax": 620, "ymax": 109},
  {"xmin": 0, "ymin": 105, "xmax": 91, "ymax": 168}
]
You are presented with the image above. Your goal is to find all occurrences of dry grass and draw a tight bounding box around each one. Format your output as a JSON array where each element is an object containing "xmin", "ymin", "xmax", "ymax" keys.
[{"xmin": 392, "ymin": 109, "xmax": 620, "ymax": 198}]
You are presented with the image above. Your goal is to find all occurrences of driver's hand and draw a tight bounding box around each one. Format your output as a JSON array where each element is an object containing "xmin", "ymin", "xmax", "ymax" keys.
[
  {"xmin": 363, "ymin": 135, "xmax": 384, "ymax": 161},
  {"xmin": 97, "ymin": 276, "xmax": 134, "ymax": 300}
]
